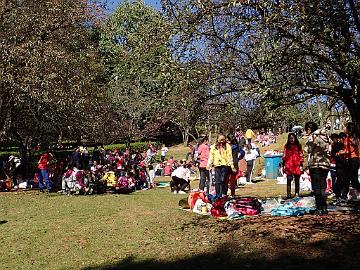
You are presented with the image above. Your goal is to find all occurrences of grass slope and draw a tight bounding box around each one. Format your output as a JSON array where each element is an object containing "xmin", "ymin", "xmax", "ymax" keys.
[{"xmin": 1, "ymin": 183, "xmax": 359, "ymax": 270}]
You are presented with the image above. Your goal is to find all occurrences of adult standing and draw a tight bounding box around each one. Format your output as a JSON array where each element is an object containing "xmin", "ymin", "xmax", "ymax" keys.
[
  {"xmin": 197, "ymin": 136, "xmax": 210, "ymax": 192},
  {"xmin": 207, "ymin": 134, "xmax": 235, "ymax": 196},
  {"xmin": 244, "ymin": 143, "xmax": 259, "ymax": 184},
  {"xmin": 245, "ymin": 128, "xmax": 255, "ymax": 144},
  {"xmin": 305, "ymin": 122, "xmax": 331, "ymax": 215},
  {"xmin": 160, "ymin": 144, "xmax": 169, "ymax": 162},
  {"xmin": 37, "ymin": 152, "xmax": 53, "ymax": 193},
  {"xmin": 282, "ymin": 133, "xmax": 303, "ymax": 198},
  {"xmin": 343, "ymin": 122, "xmax": 360, "ymax": 196},
  {"xmin": 226, "ymin": 134, "xmax": 242, "ymax": 197}
]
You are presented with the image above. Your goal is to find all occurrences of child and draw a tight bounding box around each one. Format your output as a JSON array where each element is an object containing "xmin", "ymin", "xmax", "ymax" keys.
[
  {"xmin": 116, "ymin": 172, "xmax": 135, "ymax": 194},
  {"xmin": 154, "ymin": 162, "xmax": 163, "ymax": 176},
  {"xmin": 164, "ymin": 162, "xmax": 172, "ymax": 176}
]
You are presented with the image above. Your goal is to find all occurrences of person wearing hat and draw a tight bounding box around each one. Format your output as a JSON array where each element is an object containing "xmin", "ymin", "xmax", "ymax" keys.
[
  {"xmin": 37, "ymin": 152, "xmax": 53, "ymax": 192},
  {"xmin": 207, "ymin": 134, "xmax": 236, "ymax": 196}
]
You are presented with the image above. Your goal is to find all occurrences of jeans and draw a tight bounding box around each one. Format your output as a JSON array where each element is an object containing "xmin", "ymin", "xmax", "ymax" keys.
[
  {"xmin": 199, "ymin": 167, "xmax": 210, "ymax": 191},
  {"xmin": 310, "ymin": 168, "xmax": 328, "ymax": 210},
  {"xmin": 171, "ymin": 176, "xmax": 189, "ymax": 192},
  {"xmin": 344, "ymin": 158, "xmax": 360, "ymax": 191},
  {"xmin": 246, "ymin": 160, "xmax": 254, "ymax": 182},
  {"xmin": 38, "ymin": 169, "xmax": 52, "ymax": 191},
  {"xmin": 215, "ymin": 166, "xmax": 228, "ymax": 196}
]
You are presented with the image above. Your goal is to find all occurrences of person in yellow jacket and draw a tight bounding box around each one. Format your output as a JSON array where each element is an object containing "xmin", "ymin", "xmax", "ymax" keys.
[
  {"xmin": 207, "ymin": 134, "xmax": 236, "ymax": 196},
  {"xmin": 101, "ymin": 169, "xmax": 117, "ymax": 188},
  {"xmin": 245, "ymin": 128, "xmax": 255, "ymax": 144}
]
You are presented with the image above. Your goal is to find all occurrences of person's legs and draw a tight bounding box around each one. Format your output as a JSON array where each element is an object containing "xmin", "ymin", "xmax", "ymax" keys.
[
  {"xmin": 342, "ymin": 161, "xmax": 351, "ymax": 199},
  {"xmin": 38, "ymin": 170, "xmax": 44, "ymax": 191},
  {"xmin": 294, "ymin": 175, "xmax": 300, "ymax": 196},
  {"xmin": 335, "ymin": 168, "xmax": 343, "ymax": 199},
  {"xmin": 199, "ymin": 168, "xmax": 207, "ymax": 191},
  {"xmin": 12, "ymin": 168, "xmax": 19, "ymax": 187},
  {"xmin": 228, "ymin": 172, "xmax": 236, "ymax": 197},
  {"xmin": 286, "ymin": 175, "xmax": 293, "ymax": 198},
  {"xmin": 219, "ymin": 166, "xmax": 228, "ymax": 196},
  {"xmin": 215, "ymin": 167, "xmax": 222, "ymax": 195},
  {"xmin": 171, "ymin": 176, "xmax": 180, "ymax": 193},
  {"xmin": 319, "ymin": 169, "xmax": 329, "ymax": 211},
  {"xmin": 246, "ymin": 160, "xmax": 254, "ymax": 183},
  {"xmin": 179, "ymin": 179, "xmax": 189, "ymax": 192},
  {"xmin": 41, "ymin": 169, "xmax": 52, "ymax": 192},
  {"xmin": 349, "ymin": 158, "xmax": 360, "ymax": 190},
  {"xmin": 310, "ymin": 168, "xmax": 321, "ymax": 211},
  {"xmin": 310, "ymin": 168, "xmax": 328, "ymax": 213}
]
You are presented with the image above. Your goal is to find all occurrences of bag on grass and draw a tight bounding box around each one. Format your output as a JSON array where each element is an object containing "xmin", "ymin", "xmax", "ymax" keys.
[
  {"xmin": 188, "ymin": 191, "xmax": 209, "ymax": 210},
  {"xmin": 231, "ymin": 197, "xmax": 262, "ymax": 216},
  {"xmin": 210, "ymin": 197, "xmax": 228, "ymax": 218}
]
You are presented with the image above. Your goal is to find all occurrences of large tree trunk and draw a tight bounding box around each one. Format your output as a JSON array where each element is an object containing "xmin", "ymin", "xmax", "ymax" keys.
[{"xmin": 348, "ymin": 106, "xmax": 360, "ymax": 136}]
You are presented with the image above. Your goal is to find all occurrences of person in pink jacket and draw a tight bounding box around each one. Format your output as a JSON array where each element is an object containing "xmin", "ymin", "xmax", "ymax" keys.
[
  {"xmin": 282, "ymin": 133, "xmax": 304, "ymax": 198},
  {"xmin": 197, "ymin": 136, "xmax": 210, "ymax": 192}
]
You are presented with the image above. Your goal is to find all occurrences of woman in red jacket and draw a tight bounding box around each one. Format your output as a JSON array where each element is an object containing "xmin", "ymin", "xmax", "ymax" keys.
[{"xmin": 283, "ymin": 133, "xmax": 304, "ymax": 198}]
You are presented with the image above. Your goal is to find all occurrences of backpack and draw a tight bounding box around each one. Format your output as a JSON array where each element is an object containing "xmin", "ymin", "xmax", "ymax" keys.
[
  {"xmin": 230, "ymin": 197, "xmax": 262, "ymax": 216},
  {"xmin": 210, "ymin": 197, "xmax": 228, "ymax": 218}
]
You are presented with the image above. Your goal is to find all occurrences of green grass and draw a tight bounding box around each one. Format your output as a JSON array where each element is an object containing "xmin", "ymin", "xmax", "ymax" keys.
[
  {"xmin": 1, "ymin": 181, "xmax": 359, "ymax": 270},
  {"xmin": 2, "ymin": 139, "xmax": 359, "ymax": 270},
  {"xmin": 0, "ymin": 182, "xmax": 286, "ymax": 269}
]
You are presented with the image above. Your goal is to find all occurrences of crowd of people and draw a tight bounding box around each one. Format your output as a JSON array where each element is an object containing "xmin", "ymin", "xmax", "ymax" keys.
[
  {"xmin": 1, "ymin": 122, "xmax": 359, "ymax": 217},
  {"xmin": 281, "ymin": 122, "xmax": 360, "ymax": 215}
]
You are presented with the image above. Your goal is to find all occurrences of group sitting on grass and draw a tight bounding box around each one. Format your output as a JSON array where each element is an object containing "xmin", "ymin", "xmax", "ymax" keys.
[{"xmin": 58, "ymin": 147, "xmax": 158, "ymax": 195}]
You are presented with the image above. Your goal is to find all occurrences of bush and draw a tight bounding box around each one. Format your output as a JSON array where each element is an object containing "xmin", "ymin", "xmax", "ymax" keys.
[{"xmin": 103, "ymin": 141, "xmax": 161, "ymax": 153}]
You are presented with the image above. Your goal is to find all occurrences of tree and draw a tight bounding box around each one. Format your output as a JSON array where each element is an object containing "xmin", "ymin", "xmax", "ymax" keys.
[
  {"xmin": 0, "ymin": 0, "xmax": 108, "ymax": 153},
  {"xmin": 162, "ymin": 0, "xmax": 360, "ymax": 131}
]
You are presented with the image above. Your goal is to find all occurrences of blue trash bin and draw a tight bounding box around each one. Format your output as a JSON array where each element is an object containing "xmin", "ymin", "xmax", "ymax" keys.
[{"xmin": 264, "ymin": 154, "xmax": 283, "ymax": 179}]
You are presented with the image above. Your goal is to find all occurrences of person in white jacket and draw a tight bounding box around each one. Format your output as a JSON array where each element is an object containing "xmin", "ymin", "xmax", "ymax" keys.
[
  {"xmin": 170, "ymin": 162, "xmax": 190, "ymax": 194},
  {"xmin": 244, "ymin": 143, "xmax": 260, "ymax": 184}
]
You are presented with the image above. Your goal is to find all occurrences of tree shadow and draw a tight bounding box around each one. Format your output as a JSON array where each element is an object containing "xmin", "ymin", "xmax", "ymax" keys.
[
  {"xmin": 76, "ymin": 198, "xmax": 360, "ymax": 270},
  {"xmin": 82, "ymin": 242, "xmax": 358, "ymax": 270}
]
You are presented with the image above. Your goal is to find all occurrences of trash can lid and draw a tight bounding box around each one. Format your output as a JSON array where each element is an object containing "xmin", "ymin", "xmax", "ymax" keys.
[{"xmin": 264, "ymin": 154, "xmax": 283, "ymax": 157}]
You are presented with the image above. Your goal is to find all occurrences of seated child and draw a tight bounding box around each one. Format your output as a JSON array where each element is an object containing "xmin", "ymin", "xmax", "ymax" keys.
[
  {"xmin": 101, "ymin": 168, "xmax": 117, "ymax": 189},
  {"xmin": 164, "ymin": 163, "xmax": 172, "ymax": 176},
  {"xmin": 115, "ymin": 172, "xmax": 135, "ymax": 194},
  {"xmin": 154, "ymin": 162, "xmax": 163, "ymax": 176},
  {"xmin": 61, "ymin": 165, "xmax": 76, "ymax": 192}
]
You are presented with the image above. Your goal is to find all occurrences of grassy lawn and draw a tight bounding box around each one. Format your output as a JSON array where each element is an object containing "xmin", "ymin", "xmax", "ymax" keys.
[
  {"xmin": 1, "ymin": 137, "xmax": 359, "ymax": 269},
  {"xmin": 1, "ymin": 182, "xmax": 359, "ymax": 270}
]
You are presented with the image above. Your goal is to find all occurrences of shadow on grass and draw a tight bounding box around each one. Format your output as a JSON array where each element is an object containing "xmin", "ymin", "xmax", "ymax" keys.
[
  {"xmin": 83, "ymin": 235, "xmax": 360, "ymax": 270},
  {"xmin": 0, "ymin": 220, "xmax": 8, "ymax": 225},
  {"xmin": 82, "ymin": 211, "xmax": 360, "ymax": 270}
]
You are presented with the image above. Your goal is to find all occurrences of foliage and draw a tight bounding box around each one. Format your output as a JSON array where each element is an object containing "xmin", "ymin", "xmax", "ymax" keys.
[
  {"xmin": 100, "ymin": 0, "xmax": 177, "ymax": 142},
  {"xmin": 0, "ymin": 0, "xmax": 108, "ymax": 155},
  {"xmin": 162, "ymin": 0, "xmax": 360, "ymax": 131},
  {"xmin": 102, "ymin": 141, "xmax": 161, "ymax": 152}
]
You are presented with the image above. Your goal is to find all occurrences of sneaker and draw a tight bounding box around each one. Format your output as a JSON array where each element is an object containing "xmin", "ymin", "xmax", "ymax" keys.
[
  {"xmin": 246, "ymin": 181, "xmax": 254, "ymax": 185},
  {"xmin": 178, "ymin": 191, "xmax": 186, "ymax": 194},
  {"xmin": 314, "ymin": 209, "xmax": 323, "ymax": 215},
  {"xmin": 173, "ymin": 190, "xmax": 178, "ymax": 194},
  {"xmin": 322, "ymin": 209, "xmax": 329, "ymax": 215}
]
